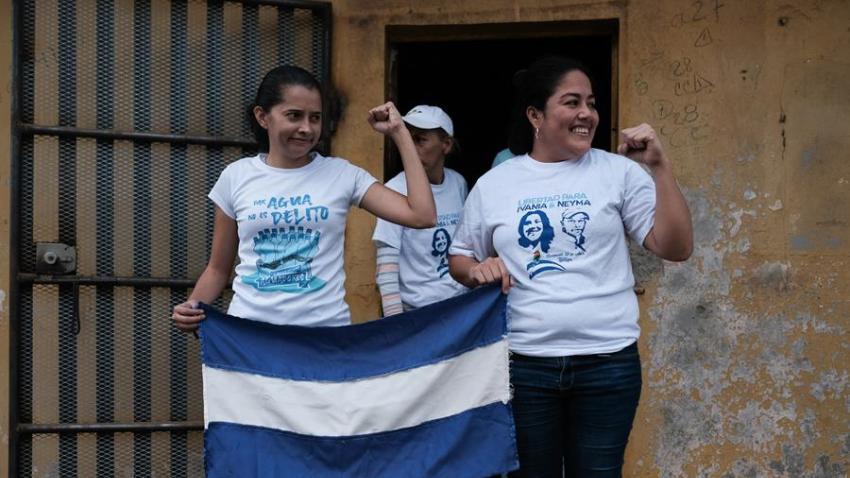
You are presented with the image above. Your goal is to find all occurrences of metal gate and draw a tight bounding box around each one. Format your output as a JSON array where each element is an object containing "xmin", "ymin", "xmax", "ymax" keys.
[{"xmin": 12, "ymin": 0, "xmax": 331, "ymax": 475}]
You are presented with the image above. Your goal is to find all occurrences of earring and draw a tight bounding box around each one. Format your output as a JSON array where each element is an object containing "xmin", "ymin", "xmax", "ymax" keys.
[{"xmin": 535, "ymin": 127, "xmax": 540, "ymax": 140}]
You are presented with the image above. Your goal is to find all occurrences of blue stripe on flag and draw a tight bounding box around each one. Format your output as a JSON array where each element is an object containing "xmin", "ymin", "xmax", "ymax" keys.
[
  {"xmin": 199, "ymin": 284, "xmax": 506, "ymax": 382},
  {"xmin": 205, "ymin": 401, "xmax": 517, "ymax": 478}
]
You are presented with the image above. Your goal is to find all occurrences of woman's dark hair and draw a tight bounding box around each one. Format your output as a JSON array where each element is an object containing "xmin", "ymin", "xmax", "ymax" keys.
[
  {"xmin": 507, "ymin": 57, "xmax": 595, "ymax": 155},
  {"xmin": 248, "ymin": 65, "xmax": 323, "ymax": 152},
  {"xmin": 517, "ymin": 210, "xmax": 555, "ymax": 253}
]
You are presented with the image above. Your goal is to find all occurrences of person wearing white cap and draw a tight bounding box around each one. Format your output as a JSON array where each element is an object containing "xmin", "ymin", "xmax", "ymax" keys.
[{"xmin": 373, "ymin": 105, "xmax": 469, "ymax": 315}]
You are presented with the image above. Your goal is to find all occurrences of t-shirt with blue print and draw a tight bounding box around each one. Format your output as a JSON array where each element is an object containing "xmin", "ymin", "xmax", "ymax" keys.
[
  {"xmin": 450, "ymin": 149, "xmax": 656, "ymax": 357},
  {"xmin": 209, "ymin": 152, "xmax": 377, "ymax": 327},
  {"xmin": 372, "ymin": 168, "xmax": 469, "ymax": 309}
]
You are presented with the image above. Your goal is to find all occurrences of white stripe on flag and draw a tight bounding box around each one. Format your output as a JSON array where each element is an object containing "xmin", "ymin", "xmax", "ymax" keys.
[{"xmin": 203, "ymin": 339, "xmax": 510, "ymax": 437}]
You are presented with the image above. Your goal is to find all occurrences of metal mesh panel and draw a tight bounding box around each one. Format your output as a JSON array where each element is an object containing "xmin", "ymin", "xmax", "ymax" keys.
[
  {"xmin": 20, "ymin": 431, "xmax": 205, "ymax": 477},
  {"xmin": 18, "ymin": 285, "xmax": 233, "ymax": 426},
  {"xmin": 18, "ymin": 135, "xmax": 247, "ymax": 278},
  {"xmin": 16, "ymin": 0, "xmax": 330, "ymax": 475},
  {"xmin": 19, "ymin": 0, "xmax": 328, "ymax": 138}
]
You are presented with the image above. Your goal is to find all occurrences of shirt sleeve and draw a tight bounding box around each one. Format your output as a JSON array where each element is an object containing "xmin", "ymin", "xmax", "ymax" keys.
[
  {"xmin": 449, "ymin": 184, "xmax": 495, "ymax": 261},
  {"xmin": 374, "ymin": 242, "xmax": 404, "ymax": 317},
  {"xmin": 620, "ymin": 160, "xmax": 656, "ymax": 246},
  {"xmin": 372, "ymin": 217, "xmax": 404, "ymax": 249},
  {"xmin": 370, "ymin": 174, "xmax": 405, "ymax": 248},
  {"xmin": 208, "ymin": 164, "xmax": 235, "ymax": 219},
  {"xmin": 348, "ymin": 162, "xmax": 380, "ymax": 207}
]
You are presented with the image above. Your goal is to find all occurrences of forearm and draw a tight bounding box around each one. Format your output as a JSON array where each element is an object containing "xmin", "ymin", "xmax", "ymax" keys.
[
  {"xmin": 393, "ymin": 129, "xmax": 436, "ymax": 227},
  {"xmin": 449, "ymin": 254, "xmax": 480, "ymax": 288},
  {"xmin": 375, "ymin": 244, "xmax": 404, "ymax": 316},
  {"xmin": 648, "ymin": 161, "xmax": 693, "ymax": 261},
  {"xmin": 188, "ymin": 265, "xmax": 231, "ymax": 305}
]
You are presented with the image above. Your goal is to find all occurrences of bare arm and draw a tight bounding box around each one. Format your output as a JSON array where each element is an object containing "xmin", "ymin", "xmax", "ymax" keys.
[
  {"xmin": 171, "ymin": 207, "xmax": 239, "ymax": 332},
  {"xmin": 642, "ymin": 161, "xmax": 693, "ymax": 261},
  {"xmin": 618, "ymin": 124, "xmax": 693, "ymax": 262},
  {"xmin": 360, "ymin": 102, "xmax": 436, "ymax": 229},
  {"xmin": 449, "ymin": 254, "xmax": 512, "ymax": 294}
]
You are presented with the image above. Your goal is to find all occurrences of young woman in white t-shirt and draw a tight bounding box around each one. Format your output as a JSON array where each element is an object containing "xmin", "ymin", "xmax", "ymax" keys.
[
  {"xmin": 449, "ymin": 57, "xmax": 693, "ymax": 477},
  {"xmin": 372, "ymin": 105, "xmax": 468, "ymax": 315},
  {"xmin": 171, "ymin": 65, "xmax": 435, "ymax": 330}
]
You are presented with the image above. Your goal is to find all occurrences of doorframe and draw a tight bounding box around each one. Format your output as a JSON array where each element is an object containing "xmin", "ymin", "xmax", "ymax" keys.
[{"xmin": 384, "ymin": 19, "xmax": 620, "ymax": 178}]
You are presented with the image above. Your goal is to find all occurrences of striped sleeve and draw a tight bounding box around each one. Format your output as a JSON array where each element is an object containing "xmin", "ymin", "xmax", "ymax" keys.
[{"xmin": 375, "ymin": 243, "xmax": 404, "ymax": 317}]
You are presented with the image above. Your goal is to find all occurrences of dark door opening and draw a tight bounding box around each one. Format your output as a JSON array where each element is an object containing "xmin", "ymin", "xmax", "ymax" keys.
[{"xmin": 387, "ymin": 21, "xmax": 618, "ymax": 189}]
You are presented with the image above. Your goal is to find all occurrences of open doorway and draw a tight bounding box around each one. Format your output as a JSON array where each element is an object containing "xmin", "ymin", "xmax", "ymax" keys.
[{"xmin": 386, "ymin": 20, "xmax": 618, "ymax": 188}]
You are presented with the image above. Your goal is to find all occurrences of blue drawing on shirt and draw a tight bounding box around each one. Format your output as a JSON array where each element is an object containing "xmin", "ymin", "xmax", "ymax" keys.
[
  {"xmin": 242, "ymin": 226, "xmax": 327, "ymax": 293},
  {"xmin": 560, "ymin": 210, "xmax": 590, "ymax": 252},
  {"xmin": 431, "ymin": 228, "xmax": 452, "ymax": 278},
  {"xmin": 517, "ymin": 210, "xmax": 567, "ymax": 279},
  {"xmin": 517, "ymin": 210, "xmax": 554, "ymax": 252}
]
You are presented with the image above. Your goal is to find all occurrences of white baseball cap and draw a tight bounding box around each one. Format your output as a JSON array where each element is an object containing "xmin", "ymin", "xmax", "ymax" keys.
[{"xmin": 402, "ymin": 105, "xmax": 454, "ymax": 136}]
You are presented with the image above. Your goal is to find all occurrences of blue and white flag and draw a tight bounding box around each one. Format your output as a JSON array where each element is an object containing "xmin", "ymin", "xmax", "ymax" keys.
[{"xmin": 199, "ymin": 284, "xmax": 518, "ymax": 477}]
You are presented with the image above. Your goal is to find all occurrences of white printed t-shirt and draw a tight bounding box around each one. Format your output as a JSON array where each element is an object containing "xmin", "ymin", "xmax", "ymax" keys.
[
  {"xmin": 372, "ymin": 168, "xmax": 468, "ymax": 308},
  {"xmin": 209, "ymin": 153, "xmax": 377, "ymax": 327},
  {"xmin": 450, "ymin": 149, "xmax": 656, "ymax": 356}
]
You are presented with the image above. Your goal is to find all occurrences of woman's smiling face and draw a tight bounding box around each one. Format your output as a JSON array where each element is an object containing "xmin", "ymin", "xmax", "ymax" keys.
[
  {"xmin": 434, "ymin": 230, "xmax": 449, "ymax": 253},
  {"xmin": 522, "ymin": 213, "xmax": 544, "ymax": 242},
  {"xmin": 535, "ymin": 69, "xmax": 598, "ymax": 161}
]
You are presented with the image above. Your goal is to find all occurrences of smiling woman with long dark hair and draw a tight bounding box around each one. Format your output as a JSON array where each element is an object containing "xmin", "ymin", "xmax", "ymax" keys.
[{"xmin": 449, "ymin": 56, "xmax": 693, "ymax": 477}]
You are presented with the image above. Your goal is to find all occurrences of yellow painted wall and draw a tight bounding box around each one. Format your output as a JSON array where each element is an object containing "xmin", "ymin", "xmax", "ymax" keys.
[
  {"xmin": 0, "ymin": 0, "xmax": 847, "ymax": 475},
  {"xmin": 330, "ymin": 0, "xmax": 850, "ymax": 475}
]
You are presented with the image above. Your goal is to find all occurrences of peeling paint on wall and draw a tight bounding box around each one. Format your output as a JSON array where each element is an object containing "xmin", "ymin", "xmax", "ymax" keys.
[
  {"xmin": 641, "ymin": 185, "xmax": 848, "ymax": 475},
  {"xmin": 769, "ymin": 445, "xmax": 848, "ymax": 478},
  {"xmin": 753, "ymin": 262, "xmax": 791, "ymax": 291},
  {"xmin": 809, "ymin": 369, "xmax": 848, "ymax": 402}
]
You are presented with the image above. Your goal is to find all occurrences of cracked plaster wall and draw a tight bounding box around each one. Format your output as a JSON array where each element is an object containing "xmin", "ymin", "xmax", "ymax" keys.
[{"xmin": 331, "ymin": 0, "xmax": 850, "ymax": 476}]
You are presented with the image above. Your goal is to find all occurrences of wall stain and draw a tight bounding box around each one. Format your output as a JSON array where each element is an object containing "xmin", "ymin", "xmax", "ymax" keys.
[
  {"xmin": 753, "ymin": 262, "xmax": 791, "ymax": 291},
  {"xmin": 729, "ymin": 401, "xmax": 797, "ymax": 450},
  {"xmin": 644, "ymin": 188, "xmax": 847, "ymax": 475},
  {"xmin": 647, "ymin": 190, "xmax": 735, "ymax": 474},
  {"xmin": 824, "ymin": 237, "xmax": 844, "ymax": 249},
  {"xmin": 630, "ymin": 241, "xmax": 663, "ymax": 285},
  {"xmin": 721, "ymin": 460, "xmax": 759, "ymax": 478},
  {"xmin": 729, "ymin": 209, "xmax": 756, "ymax": 237},
  {"xmin": 769, "ymin": 445, "xmax": 847, "ymax": 477},
  {"xmin": 802, "ymin": 147, "xmax": 817, "ymax": 169},
  {"xmin": 791, "ymin": 234, "xmax": 813, "ymax": 250},
  {"xmin": 809, "ymin": 369, "xmax": 848, "ymax": 402}
]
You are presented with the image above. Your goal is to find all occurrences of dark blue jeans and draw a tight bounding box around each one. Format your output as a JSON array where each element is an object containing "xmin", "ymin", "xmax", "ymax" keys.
[{"xmin": 508, "ymin": 342, "xmax": 642, "ymax": 478}]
